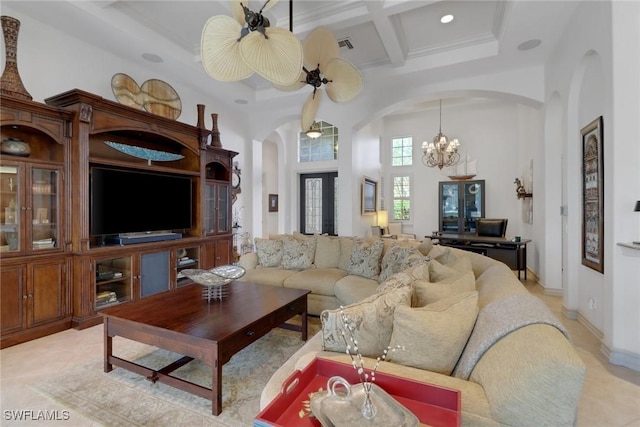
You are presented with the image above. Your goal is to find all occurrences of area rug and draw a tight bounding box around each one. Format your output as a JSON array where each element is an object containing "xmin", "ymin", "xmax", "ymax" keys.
[{"xmin": 31, "ymin": 317, "xmax": 321, "ymax": 427}]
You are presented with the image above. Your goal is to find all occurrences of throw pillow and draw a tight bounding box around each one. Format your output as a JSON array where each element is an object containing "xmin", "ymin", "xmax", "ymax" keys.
[
  {"xmin": 314, "ymin": 236, "xmax": 341, "ymax": 268},
  {"xmin": 254, "ymin": 238, "xmax": 283, "ymax": 268},
  {"xmin": 378, "ymin": 244, "xmax": 427, "ymax": 283},
  {"xmin": 281, "ymin": 235, "xmax": 317, "ymax": 270},
  {"xmin": 412, "ymin": 270, "xmax": 476, "ymax": 306},
  {"xmin": 321, "ymin": 286, "xmax": 412, "ymax": 357},
  {"xmin": 446, "ymin": 255, "xmax": 473, "ymax": 274},
  {"xmin": 428, "ymin": 259, "xmax": 462, "ymax": 282},
  {"xmin": 429, "ymin": 245, "xmax": 457, "ymax": 264},
  {"xmin": 389, "ymin": 291, "xmax": 479, "ymax": 375},
  {"xmin": 347, "ymin": 237, "xmax": 384, "ymax": 280},
  {"xmin": 375, "ymin": 270, "xmax": 414, "ymax": 293},
  {"xmin": 416, "ymin": 238, "xmax": 433, "ymax": 256}
]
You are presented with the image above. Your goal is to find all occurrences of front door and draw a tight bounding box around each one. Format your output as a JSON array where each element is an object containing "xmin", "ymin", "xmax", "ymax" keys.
[{"xmin": 299, "ymin": 172, "xmax": 338, "ymax": 235}]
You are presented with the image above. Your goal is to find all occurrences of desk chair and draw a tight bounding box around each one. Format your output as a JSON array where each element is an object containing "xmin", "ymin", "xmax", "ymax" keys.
[{"xmin": 476, "ymin": 218, "xmax": 508, "ymax": 238}]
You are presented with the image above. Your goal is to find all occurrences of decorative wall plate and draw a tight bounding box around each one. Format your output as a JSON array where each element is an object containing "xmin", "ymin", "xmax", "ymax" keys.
[
  {"xmin": 111, "ymin": 73, "xmax": 144, "ymax": 110},
  {"xmin": 104, "ymin": 141, "xmax": 184, "ymax": 165},
  {"xmin": 111, "ymin": 74, "xmax": 182, "ymax": 119},
  {"xmin": 140, "ymin": 79, "xmax": 182, "ymax": 120}
]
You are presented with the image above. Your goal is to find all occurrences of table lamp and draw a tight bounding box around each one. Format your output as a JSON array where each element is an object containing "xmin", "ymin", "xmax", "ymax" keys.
[
  {"xmin": 634, "ymin": 201, "xmax": 640, "ymax": 245},
  {"xmin": 377, "ymin": 210, "xmax": 389, "ymax": 235}
]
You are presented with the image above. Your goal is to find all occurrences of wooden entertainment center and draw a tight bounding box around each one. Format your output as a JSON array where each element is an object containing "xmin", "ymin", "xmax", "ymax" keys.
[{"xmin": 0, "ymin": 89, "xmax": 238, "ymax": 348}]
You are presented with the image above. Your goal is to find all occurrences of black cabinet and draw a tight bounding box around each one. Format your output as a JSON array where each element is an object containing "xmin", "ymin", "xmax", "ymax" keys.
[{"xmin": 438, "ymin": 180, "xmax": 485, "ymax": 234}]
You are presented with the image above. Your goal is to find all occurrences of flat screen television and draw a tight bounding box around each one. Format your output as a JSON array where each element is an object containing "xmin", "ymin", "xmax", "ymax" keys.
[{"xmin": 90, "ymin": 166, "xmax": 192, "ymax": 236}]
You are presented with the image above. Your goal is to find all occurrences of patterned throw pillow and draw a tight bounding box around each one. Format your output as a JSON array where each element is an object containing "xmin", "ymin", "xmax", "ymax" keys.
[
  {"xmin": 347, "ymin": 237, "xmax": 384, "ymax": 280},
  {"xmin": 389, "ymin": 291, "xmax": 479, "ymax": 375},
  {"xmin": 412, "ymin": 271, "xmax": 476, "ymax": 306},
  {"xmin": 378, "ymin": 244, "xmax": 427, "ymax": 283},
  {"xmin": 281, "ymin": 235, "xmax": 317, "ymax": 270},
  {"xmin": 321, "ymin": 286, "xmax": 412, "ymax": 357},
  {"xmin": 254, "ymin": 238, "xmax": 283, "ymax": 268}
]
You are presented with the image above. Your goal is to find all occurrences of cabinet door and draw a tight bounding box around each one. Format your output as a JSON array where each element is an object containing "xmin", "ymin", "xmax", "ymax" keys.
[
  {"xmin": 29, "ymin": 259, "xmax": 66, "ymax": 326},
  {"xmin": 0, "ymin": 163, "xmax": 22, "ymax": 253},
  {"xmin": 139, "ymin": 250, "xmax": 170, "ymax": 298},
  {"xmin": 0, "ymin": 265, "xmax": 26, "ymax": 334},
  {"xmin": 214, "ymin": 237, "xmax": 232, "ymax": 266},
  {"xmin": 29, "ymin": 167, "xmax": 62, "ymax": 252},
  {"xmin": 439, "ymin": 182, "xmax": 460, "ymax": 232}
]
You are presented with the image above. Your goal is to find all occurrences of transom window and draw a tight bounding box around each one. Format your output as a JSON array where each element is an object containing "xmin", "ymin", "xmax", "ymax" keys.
[
  {"xmin": 391, "ymin": 137, "xmax": 413, "ymax": 166},
  {"xmin": 392, "ymin": 175, "xmax": 411, "ymax": 221},
  {"xmin": 299, "ymin": 121, "xmax": 338, "ymax": 163}
]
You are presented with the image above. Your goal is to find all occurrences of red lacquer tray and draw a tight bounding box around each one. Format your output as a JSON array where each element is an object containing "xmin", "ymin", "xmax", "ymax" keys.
[{"xmin": 255, "ymin": 357, "xmax": 461, "ymax": 427}]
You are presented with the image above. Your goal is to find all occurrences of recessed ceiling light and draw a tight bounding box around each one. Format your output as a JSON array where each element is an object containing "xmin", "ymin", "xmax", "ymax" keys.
[
  {"xmin": 517, "ymin": 39, "xmax": 542, "ymax": 51},
  {"xmin": 142, "ymin": 53, "xmax": 163, "ymax": 63},
  {"xmin": 234, "ymin": 99, "xmax": 248, "ymax": 105},
  {"xmin": 440, "ymin": 14, "xmax": 454, "ymax": 24}
]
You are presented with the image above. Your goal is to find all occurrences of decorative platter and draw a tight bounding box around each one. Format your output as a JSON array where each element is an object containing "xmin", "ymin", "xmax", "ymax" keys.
[
  {"xmin": 110, "ymin": 74, "xmax": 182, "ymax": 119},
  {"xmin": 104, "ymin": 141, "xmax": 184, "ymax": 165},
  {"xmin": 111, "ymin": 73, "xmax": 144, "ymax": 110}
]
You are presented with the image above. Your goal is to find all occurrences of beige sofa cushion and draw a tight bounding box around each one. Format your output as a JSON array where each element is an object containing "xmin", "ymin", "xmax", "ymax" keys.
[
  {"xmin": 338, "ymin": 237, "xmax": 354, "ymax": 271},
  {"xmin": 347, "ymin": 237, "xmax": 384, "ymax": 280},
  {"xmin": 283, "ymin": 268, "xmax": 346, "ymax": 296},
  {"xmin": 242, "ymin": 267, "xmax": 296, "ymax": 287},
  {"xmin": 429, "ymin": 259, "xmax": 463, "ymax": 282},
  {"xmin": 389, "ymin": 291, "xmax": 479, "ymax": 375},
  {"xmin": 321, "ymin": 286, "xmax": 412, "ymax": 357},
  {"xmin": 255, "ymin": 238, "xmax": 283, "ymax": 267},
  {"xmin": 281, "ymin": 235, "xmax": 316, "ymax": 270},
  {"xmin": 314, "ymin": 236, "xmax": 341, "ymax": 268},
  {"xmin": 412, "ymin": 270, "xmax": 476, "ymax": 306},
  {"xmin": 334, "ymin": 274, "xmax": 379, "ymax": 306}
]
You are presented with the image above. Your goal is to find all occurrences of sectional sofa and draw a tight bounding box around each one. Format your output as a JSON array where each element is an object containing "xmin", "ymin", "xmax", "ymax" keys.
[{"xmin": 248, "ymin": 234, "xmax": 586, "ymax": 426}]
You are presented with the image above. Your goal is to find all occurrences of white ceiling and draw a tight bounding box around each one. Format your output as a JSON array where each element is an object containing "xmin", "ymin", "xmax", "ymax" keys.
[{"xmin": 4, "ymin": 0, "xmax": 580, "ymax": 112}]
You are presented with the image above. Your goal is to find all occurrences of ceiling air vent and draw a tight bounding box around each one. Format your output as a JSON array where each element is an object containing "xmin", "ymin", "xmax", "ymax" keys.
[{"xmin": 337, "ymin": 37, "xmax": 354, "ymax": 49}]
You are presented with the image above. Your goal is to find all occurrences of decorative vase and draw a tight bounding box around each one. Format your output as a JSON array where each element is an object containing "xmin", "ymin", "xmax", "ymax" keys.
[
  {"xmin": 361, "ymin": 388, "xmax": 377, "ymax": 420},
  {"xmin": 1, "ymin": 137, "xmax": 31, "ymax": 157},
  {"xmin": 210, "ymin": 113, "xmax": 222, "ymax": 147},
  {"xmin": 0, "ymin": 16, "xmax": 32, "ymax": 101}
]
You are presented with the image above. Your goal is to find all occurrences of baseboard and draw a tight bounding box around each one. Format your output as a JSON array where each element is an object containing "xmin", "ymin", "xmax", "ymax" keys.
[
  {"xmin": 577, "ymin": 311, "xmax": 604, "ymax": 340},
  {"xmin": 562, "ymin": 306, "xmax": 578, "ymax": 320},
  {"xmin": 601, "ymin": 342, "xmax": 640, "ymax": 372}
]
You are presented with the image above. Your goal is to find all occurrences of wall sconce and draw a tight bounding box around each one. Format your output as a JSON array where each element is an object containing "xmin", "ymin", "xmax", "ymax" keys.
[
  {"xmin": 514, "ymin": 178, "xmax": 532, "ymax": 199},
  {"xmin": 376, "ymin": 210, "xmax": 389, "ymax": 235}
]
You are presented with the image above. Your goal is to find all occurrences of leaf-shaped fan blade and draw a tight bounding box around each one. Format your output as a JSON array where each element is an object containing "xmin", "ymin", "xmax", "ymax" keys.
[
  {"xmin": 303, "ymin": 27, "xmax": 339, "ymax": 71},
  {"xmin": 301, "ymin": 90, "xmax": 323, "ymax": 131},
  {"xmin": 239, "ymin": 27, "xmax": 303, "ymax": 86},
  {"xmin": 273, "ymin": 68, "xmax": 306, "ymax": 91},
  {"xmin": 325, "ymin": 57, "xmax": 363, "ymax": 103},
  {"xmin": 260, "ymin": 0, "xmax": 279, "ymax": 13},
  {"xmin": 230, "ymin": 0, "xmax": 245, "ymax": 24},
  {"xmin": 201, "ymin": 15, "xmax": 254, "ymax": 81}
]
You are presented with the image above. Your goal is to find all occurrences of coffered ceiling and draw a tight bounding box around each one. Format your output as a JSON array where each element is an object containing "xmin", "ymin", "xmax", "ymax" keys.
[{"xmin": 4, "ymin": 1, "xmax": 580, "ymax": 112}]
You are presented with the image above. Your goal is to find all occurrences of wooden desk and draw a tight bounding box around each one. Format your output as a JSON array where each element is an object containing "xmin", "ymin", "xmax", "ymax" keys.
[
  {"xmin": 101, "ymin": 282, "xmax": 309, "ymax": 415},
  {"xmin": 430, "ymin": 234, "xmax": 531, "ymax": 279}
]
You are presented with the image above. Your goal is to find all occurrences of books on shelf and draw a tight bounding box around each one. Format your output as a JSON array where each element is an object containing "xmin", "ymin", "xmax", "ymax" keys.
[
  {"xmin": 32, "ymin": 238, "xmax": 55, "ymax": 249},
  {"xmin": 96, "ymin": 291, "xmax": 117, "ymax": 305}
]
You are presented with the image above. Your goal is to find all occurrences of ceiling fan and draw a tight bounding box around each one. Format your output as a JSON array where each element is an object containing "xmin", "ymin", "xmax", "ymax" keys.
[
  {"xmin": 274, "ymin": 27, "xmax": 364, "ymax": 132},
  {"xmin": 200, "ymin": 0, "xmax": 303, "ymax": 86}
]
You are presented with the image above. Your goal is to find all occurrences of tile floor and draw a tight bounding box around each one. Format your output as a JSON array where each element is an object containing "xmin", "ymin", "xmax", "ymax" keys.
[{"xmin": 1, "ymin": 277, "xmax": 639, "ymax": 426}]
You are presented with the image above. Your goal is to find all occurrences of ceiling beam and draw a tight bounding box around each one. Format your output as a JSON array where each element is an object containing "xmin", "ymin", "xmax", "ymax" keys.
[{"xmin": 365, "ymin": 1, "xmax": 406, "ymax": 67}]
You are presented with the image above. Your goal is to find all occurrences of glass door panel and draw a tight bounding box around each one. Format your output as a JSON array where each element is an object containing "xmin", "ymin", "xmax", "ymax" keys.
[
  {"xmin": 0, "ymin": 165, "xmax": 20, "ymax": 253},
  {"xmin": 205, "ymin": 183, "xmax": 216, "ymax": 234},
  {"xmin": 441, "ymin": 182, "xmax": 459, "ymax": 232},
  {"xmin": 463, "ymin": 182, "xmax": 482, "ymax": 233},
  {"xmin": 217, "ymin": 183, "xmax": 229, "ymax": 232},
  {"xmin": 299, "ymin": 172, "xmax": 338, "ymax": 235},
  {"xmin": 30, "ymin": 167, "xmax": 60, "ymax": 250}
]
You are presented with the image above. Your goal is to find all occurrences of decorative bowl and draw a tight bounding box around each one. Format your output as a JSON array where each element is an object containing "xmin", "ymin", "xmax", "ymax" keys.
[{"xmin": 180, "ymin": 265, "xmax": 245, "ymax": 301}]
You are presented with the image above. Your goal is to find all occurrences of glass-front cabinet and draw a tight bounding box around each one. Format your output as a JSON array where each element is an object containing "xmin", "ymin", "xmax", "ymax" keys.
[
  {"xmin": 205, "ymin": 181, "xmax": 230, "ymax": 234},
  {"xmin": 94, "ymin": 256, "xmax": 132, "ymax": 310},
  {"xmin": 439, "ymin": 180, "xmax": 485, "ymax": 234},
  {"xmin": 0, "ymin": 162, "xmax": 61, "ymax": 254}
]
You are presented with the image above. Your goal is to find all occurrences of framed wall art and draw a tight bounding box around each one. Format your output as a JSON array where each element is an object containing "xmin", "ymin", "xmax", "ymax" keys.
[
  {"xmin": 268, "ymin": 194, "xmax": 278, "ymax": 212},
  {"xmin": 361, "ymin": 177, "xmax": 377, "ymax": 215},
  {"xmin": 581, "ymin": 116, "xmax": 604, "ymax": 273}
]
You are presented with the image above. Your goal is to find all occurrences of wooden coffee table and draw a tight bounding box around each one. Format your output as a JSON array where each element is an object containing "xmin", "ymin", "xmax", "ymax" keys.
[{"xmin": 101, "ymin": 281, "xmax": 309, "ymax": 415}]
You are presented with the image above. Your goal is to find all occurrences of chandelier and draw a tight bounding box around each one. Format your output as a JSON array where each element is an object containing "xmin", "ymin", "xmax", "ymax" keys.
[{"xmin": 422, "ymin": 100, "xmax": 461, "ymax": 169}]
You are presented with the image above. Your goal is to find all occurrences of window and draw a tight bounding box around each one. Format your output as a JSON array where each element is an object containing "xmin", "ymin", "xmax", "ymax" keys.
[
  {"xmin": 391, "ymin": 137, "xmax": 413, "ymax": 166},
  {"xmin": 299, "ymin": 121, "xmax": 338, "ymax": 162},
  {"xmin": 392, "ymin": 175, "xmax": 411, "ymax": 221}
]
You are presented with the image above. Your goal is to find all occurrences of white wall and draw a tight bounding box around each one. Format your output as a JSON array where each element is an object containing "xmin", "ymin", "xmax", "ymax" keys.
[{"xmin": 545, "ymin": 0, "xmax": 640, "ymax": 370}]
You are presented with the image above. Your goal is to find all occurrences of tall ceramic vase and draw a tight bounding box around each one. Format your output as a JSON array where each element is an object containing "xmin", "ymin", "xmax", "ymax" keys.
[{"xmin": 1, "ymin": 16, "xmax": 32, "ymax": 101}]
